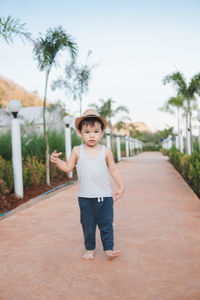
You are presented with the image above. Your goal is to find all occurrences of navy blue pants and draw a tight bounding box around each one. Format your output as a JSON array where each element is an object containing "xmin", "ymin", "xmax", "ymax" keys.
[{"xmin": 78, "ymin": 197, "xmax": 114, "ymax": 251}]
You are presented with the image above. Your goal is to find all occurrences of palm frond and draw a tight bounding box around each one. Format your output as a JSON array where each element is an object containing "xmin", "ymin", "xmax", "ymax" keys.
[
  {"xmin": 163, "ymin": 71, "xmax": 187, "ymax": 95},
  {"xmin": 33, "ymin": 26, "xmax": 78, "ymax": 71},
  {"xmin": 0, "ymin": 15, "xmax": 32, "ymax": 43}
]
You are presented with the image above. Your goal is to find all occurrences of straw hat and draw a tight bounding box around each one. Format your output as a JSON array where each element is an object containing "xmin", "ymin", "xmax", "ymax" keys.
[{"xmin": 75, "ymin": 108, "xmax": 107, "ymax": 130}]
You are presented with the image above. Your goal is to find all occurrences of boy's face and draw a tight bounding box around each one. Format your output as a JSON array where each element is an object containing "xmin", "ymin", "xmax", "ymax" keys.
[{"xmin": 78, "ymin": 122, "xmax": 104, "ymax": 147}]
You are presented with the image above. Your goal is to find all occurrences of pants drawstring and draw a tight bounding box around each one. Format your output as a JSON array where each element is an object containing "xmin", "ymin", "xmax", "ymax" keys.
[{"xmin": 98, "ymin": 197, "xmax": 104, "ymax": 202}]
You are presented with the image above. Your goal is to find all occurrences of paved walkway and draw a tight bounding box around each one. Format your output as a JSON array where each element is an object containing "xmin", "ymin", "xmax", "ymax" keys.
[{"xmin": 1, "ymin": 152, "xmax": 200, "ymax": 300}]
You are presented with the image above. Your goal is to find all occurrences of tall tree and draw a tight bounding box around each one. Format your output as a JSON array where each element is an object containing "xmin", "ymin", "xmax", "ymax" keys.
[
  {"xmin": 52, "ymin": 51, "xmax": 94, "ymax": 115},
  {"xmin": 158, "ymin": 94, "xmax": 184, "ymax": 135},
  {"xmin": 0, "ymin": 15, "xmax": 32, "ymax": 43},
  {"xmin": 163, "ymin": 71, "xmax": 200, "ymax": 152},
  {"xmin": 33, "ymin": 26, "xmax": 78, "ymax": 185}
]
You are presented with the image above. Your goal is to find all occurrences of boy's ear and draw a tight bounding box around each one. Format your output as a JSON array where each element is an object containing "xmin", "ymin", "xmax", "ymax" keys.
[{"xmin": 77, "ymin": 130, "xmax": 82, "ymax": 138}]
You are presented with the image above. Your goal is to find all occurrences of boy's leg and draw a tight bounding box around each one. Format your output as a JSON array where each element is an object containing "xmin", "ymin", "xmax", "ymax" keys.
[
  {"xmin": 78, "ymin": 197, "xmax": 97, "ymax": 258},
  {"xmin": 97, "ymin": 197, "xmax": 120, "ymax": 260},
  {"xmin": 97, "ymin": 197, "xmax": 114, "ymax": 251}
]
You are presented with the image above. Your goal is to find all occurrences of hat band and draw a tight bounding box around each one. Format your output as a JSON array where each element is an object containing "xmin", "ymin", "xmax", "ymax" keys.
[{"xmin": 85, "ymin": 114, "xmax": 98, "ymax": 117}]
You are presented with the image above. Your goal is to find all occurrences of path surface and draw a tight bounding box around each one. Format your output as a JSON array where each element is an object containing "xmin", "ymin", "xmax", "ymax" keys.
[{"xmin": 1, "ymin": 152, "xmax": 200, "ymax": 300}]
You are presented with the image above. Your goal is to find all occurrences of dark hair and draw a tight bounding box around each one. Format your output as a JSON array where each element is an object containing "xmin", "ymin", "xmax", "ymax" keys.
[{"xmin": 79, "ymin": 117, "xmax": 104, "ymax": 131}]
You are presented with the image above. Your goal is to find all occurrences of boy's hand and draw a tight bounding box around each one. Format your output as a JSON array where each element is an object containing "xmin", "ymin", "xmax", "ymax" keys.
[
  {"xmin": 112, "ymin": 187, "xmax": 124, "ymax": 202},
  {"xmin": 50, "ymin": 150, "xmax": 62, "ymax": 165}
]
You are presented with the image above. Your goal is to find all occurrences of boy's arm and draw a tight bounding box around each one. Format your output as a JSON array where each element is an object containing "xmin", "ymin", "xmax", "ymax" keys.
[
  {"xmin": 50, "ymin": 146, "xmax": 78, "ymax": 173},
  {"xmin": 106, "ymin": 147, "xmax": 125, "ymax": 201}
]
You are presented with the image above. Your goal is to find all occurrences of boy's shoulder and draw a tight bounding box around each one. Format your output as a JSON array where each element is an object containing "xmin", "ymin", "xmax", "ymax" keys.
[
  {"xmin": 105, "ymin": 145, "xmax": 112, "ymax": 157},
  {"xmin": 72, "ymin": 145, "xmax": 80, "ymax": 156}
]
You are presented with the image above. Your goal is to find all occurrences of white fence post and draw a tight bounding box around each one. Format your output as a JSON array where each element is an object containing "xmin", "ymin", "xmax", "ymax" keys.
[
  {"xmin": 8, "ymin": 99, "xmax": 23, "ymax": 198},
  {"xmin": 125, "ymin": 136, "xmax": 129, "ymax": 157},
  {"xmin": 116, "ymin": 131, "xmax": 121, "ymax": 162},
  {"xmin": 64, "ymin": 116, "xmax": 73, "ymax": 178},
  {"xmin": 106, "ymin": 128, "xmax": 111, "ymax": 149}
]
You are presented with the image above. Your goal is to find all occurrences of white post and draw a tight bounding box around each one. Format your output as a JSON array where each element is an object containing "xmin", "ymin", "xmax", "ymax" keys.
[
  {"xmin": 8, "ymin": 99, "xmax": 23, "ymax": 198},
  {"xmin": 162, "ymin": 140, "xmax": 165, "ymax": 149},
  {"xmin": 116, "ymin": 131, "xmax": 121, "ymax": 162},
  {"xmin": 128, "ymin": 137, "xmax": 131, "ymax": 156},
  {"xmin": 180, "ymin": 133, "xmax": 184, "ymax": 154},
  {"xmin": 168, "ymin": 135, "xmax": 172, "ymax": 150},
  {"xmin": 133, "ymin": 138, "xmax": 135, "ymax": 154},
  {"xmin": 106, "ymin": 128, "xmax": 111, "ymax": 149},
  {"xmin": 64, "ymin": 116, "xmax": 73, "ymax": 178},
  {"xmin": 186, "ymin": 124, "xmax": 191, "ymax": 155},
  {"xmin": 125, "ymin": 136, "xmax": 129, "ymax": 157},
  {"xmin": 136, "ymin": 139, "xmax": 139, "ymax": 152},
  {"xmin": 11, "ymin": 118, "xmax": 24, "ymax": 198},
  {"xmin": 175, "ymin": 135, "xmax": 179, "ymax": 149},
  {"xmin": 130, "ymin": 138, "xmax": 132, "ymax": 156}
]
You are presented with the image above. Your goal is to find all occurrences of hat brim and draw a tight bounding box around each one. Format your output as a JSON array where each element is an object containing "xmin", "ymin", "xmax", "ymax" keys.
[{"xmin": 75, "ymin": 115, "xmax": 107, "ymax": 130}]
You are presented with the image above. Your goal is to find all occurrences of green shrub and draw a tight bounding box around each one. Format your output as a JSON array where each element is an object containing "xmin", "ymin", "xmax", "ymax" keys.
[
  {"xmin": 0, "ymin": 156, "xmax": 13, "ymax": 196},
  {"xmin": 193, "ymin": 138, "xmax": 200, "ymax": 153},
  {"xmin": 0, "ymin": 132, "xmax": 12, "ymax": 161},
  {"xmin": 180, "ymin": 153, "xmax": 190, "ymax": 180},
  {"xmin": 143, "ymin": 144, "xmax": 160, "ymax": 151},
  {"xmin": 163, "ymin": 147, "xmax": 200, "ymax": 197},
  {"xmin": 160, "ymin": 148, "xmax": 169, "ymax": 156},
  {"xmin": 187, "ymin": 152, "xmax": 200, "ymax": 195},
  {"xmin": 0, "ymin": 130, "xmax": 82, "ymax": 162},
  {"xmin": 168, "ymin": 147, "xmax": 182, "ymax": 172},
  {"xmin": 22, "ymin": 134, "xmax": 46, "ymax": 161},
  {"xmin": 23, "ymin": 156, "xmax": 45, "ymax": 186}
]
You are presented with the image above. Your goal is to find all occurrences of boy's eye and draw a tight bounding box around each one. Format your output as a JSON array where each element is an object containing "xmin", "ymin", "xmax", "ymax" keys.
[{"xmin": 95, "ymin": 131, "xmax": 99, "ymax": 133}]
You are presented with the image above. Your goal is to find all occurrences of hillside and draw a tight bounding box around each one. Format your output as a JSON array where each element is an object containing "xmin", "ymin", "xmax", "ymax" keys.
[
  {"xmin": 0, "ymin": 76, "xmax": 43, "ymax": 107},
  {"xmin": 133, "ymin": 121, "xmax": 151, "ymax": 133},
  {"xmin": 113, "ymin": 121, "xmax": 151, "ymax": 136}
]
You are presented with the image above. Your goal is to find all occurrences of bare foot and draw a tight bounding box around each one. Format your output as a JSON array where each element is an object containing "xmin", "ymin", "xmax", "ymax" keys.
[
  {"xmin": 105, "ymin": 250, "xmax": 121, "ymax": 260},
  {"xmin": 82, "ymin": 250, "xmax": 95, "ymax": 261}
]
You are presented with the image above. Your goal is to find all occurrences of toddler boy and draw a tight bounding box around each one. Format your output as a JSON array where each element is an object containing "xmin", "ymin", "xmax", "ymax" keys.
[{"xmin": 50, "ymin": 109, "xmax": 124, "ymax": 260}]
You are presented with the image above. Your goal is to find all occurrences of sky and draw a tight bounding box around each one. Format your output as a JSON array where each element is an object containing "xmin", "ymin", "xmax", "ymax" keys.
[{"xmin": 1, "ymin": 0, "xmax": 200, "ymax": 133}]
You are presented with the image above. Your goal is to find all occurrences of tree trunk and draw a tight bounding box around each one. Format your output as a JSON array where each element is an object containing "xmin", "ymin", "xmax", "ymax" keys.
[
  {"xmin": 79, "ymin": 95, "xmax": 82, "ymax": 115},
  {"xmin": 43, "ymin": 69, "xmax": 51, "ymax": 186},
  {"xmin": 187, "ymin": 99, "xmax": 193, "ymax": 153},
  {"xmin": 189, "ymin": 110, "xmax": 194, "ymax": 152},
  {"xmin": 109, "ymin": 110, "xmax": 115, "ymax": 153},
  {"xmin": 185, "ymin": 111, "xmax": 188, "ymax": 153},
  {"xmin": 177, "ymin": 107, "xmax": 180, "ymax": 149}
]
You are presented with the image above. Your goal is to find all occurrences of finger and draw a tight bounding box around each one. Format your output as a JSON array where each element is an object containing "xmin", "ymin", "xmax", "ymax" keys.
[{"xmin": 53, "ymin": 152, "xmax": 62, "ymax": 159}]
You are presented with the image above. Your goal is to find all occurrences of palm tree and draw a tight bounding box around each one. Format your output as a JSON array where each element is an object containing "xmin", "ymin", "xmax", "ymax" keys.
[
  {"xmin": 127, "ymin": 123, "xmax": 138, "ymax": 137},
  {"xmin": 52, "ymin": 51, "xmax": 94, "ymax": 115},
  {"xmin": 33, "ymin": 26, "xmax": 78, "ymax": 185},
  {"xmin": 0, "ymin": 15, "xmax": 32, "ymax": 43},
  {"xmin": 163, "ymin": 71, "xmax": 200, "ymax": 152},
  {"xmin": 115, "ymin": 121, "xmax": 126, "ymax": 132},
  {"xmin": 159, "ymin": 94, "xmax": 184, "ymax": 136}
]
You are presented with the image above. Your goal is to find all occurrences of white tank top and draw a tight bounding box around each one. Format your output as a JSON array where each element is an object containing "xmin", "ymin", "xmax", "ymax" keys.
[{"xmin": 76, "ymin": 144, "xmax": 112, "ymax": 198}]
